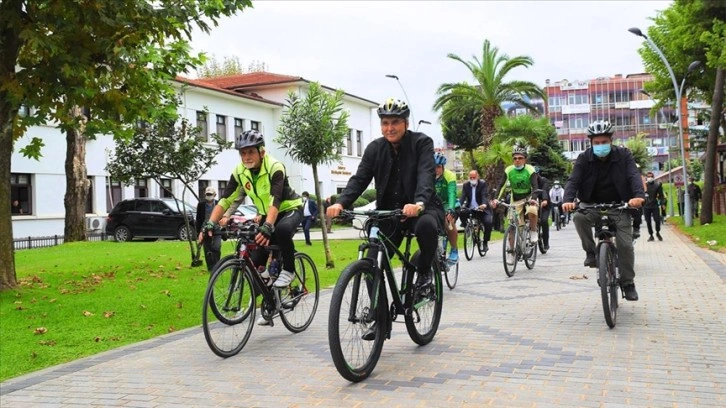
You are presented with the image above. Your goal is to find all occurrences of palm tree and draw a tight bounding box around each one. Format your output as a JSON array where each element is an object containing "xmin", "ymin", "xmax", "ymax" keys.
[{"xmin": 433, "ymin": 39, "xmax": 546, "ymax": 190}]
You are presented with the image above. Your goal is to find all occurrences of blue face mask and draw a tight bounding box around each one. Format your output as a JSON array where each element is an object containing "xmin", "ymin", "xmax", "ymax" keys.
[
  {"xmin": 593, "ymin": 144, "xmax": 611, "ymax": 157},
  {"xmin": 514, "ymin": 165, "xmax": 524, "ymax": 170}
]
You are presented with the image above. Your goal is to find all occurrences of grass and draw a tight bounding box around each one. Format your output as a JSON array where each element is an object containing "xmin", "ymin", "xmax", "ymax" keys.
[
  {"xmin": 667, "ymin": 213, "xmax": 726, "ymax": 252},
  {"xmin": 0, "ymin": 225, "xmax": 505, "ymax": 382}
]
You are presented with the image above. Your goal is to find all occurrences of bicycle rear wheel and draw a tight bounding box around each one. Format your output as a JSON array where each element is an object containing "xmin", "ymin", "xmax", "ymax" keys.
[
  {"xmin": 279, "ymin": 252, "xmax": 320, "ymax": 333},
  {"xmin": 599, "ymin": 243, "xmax": 618, "ymax": 328},
  {"xmin": 202, "ymin": 260, "xmax": 255, "ymax": 358},
  {"xmin": 503, "ymin": 225, "xmax": 517, "ymax": 277},
  {"xmin": 405, "ymin": 251, "xmax": 443, "ymax": 345},
  {"xmin": 328, "ymin": 260, "xmax": 385, "ymax": 382},
  {"xmin": 537, "ymin": 224, "xmax": 547, "ymax": 254},
  {"xmin": 476, "ymin": 226, "xmax": 487, "ymax": 256},
  {"xmin": 554, "ymin": 207, "xmax": 562, "ymax": 231},
  {"xmin": 524, "ymin": 229, "xmax": 537, "ymax": 269},
  {"xmin": 463, "ymin": 224, "xmax": 475, "ymax": 261}
]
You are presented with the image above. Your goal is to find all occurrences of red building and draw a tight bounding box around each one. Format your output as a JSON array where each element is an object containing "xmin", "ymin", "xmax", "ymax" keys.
[{"xmin": 544, "ymin": 73, "xmax": 677, "ymax": 170}]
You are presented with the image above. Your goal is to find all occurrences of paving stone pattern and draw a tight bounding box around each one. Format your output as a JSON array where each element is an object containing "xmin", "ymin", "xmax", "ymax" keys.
[{"xmin": 2, "ymin": 222, "xmax": 725, "ymax": 407}]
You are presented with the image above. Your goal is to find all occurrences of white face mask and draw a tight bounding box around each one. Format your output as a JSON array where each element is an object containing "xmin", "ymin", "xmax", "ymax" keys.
[
  {"xmin": 205, "ymin": 195, "xmax": 214, "ymax": 202},
  {"xmin": 646, "ymin": 177, "xmax": 654, "ymax": 183},
  {"xmin": 469, "ymin": 180, "xmax": 477, "ymax": 186}
]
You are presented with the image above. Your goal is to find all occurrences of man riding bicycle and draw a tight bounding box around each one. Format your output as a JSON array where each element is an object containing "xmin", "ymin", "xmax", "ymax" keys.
[
  {"xmin": 459, "ymin": 170, "xmax": 493, "ymax": 253},
  {"xmin": 327, "ymin": 98, "xmax": 444, "ymax": 291},
  {"xmin": 561, "ymin": 120, "xmax": 644, "ymax": 301},
  {"xmin": 434, "ymin": 152, "xmax": 460, "ymax": 264},
  {"xmin": 205, "ymin": 130, "xmax": 304, "ymax": 321},
  {"xmin": 549, "ymin": 180, "xmax": 566, "ymax": 224}
]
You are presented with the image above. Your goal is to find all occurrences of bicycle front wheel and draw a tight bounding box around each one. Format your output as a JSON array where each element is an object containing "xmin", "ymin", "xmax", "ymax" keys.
[
  {"xmin": 328, "ymin": 260, "xmax": 385, "ymax": 382},
  {"xmin": 503, "ymin": 225, "xmax": 517, "ymax": 277},
  {"xmin": 599, "ymin": 243, "xmax": 618, "ymax": 328},
  {"xmin": 525, "ymin": 228, "xmax": 537, "ymax": 270},
  {"xmin": 463, "ymin": 224, "xmax": 475, "ymax": 261},
  {"xmin": 279, "ymin": 252, "xmax": 320, "ymax": 333},
  {"xmin": 405, "ymin": 251, "xmax": 443, "ymax": 345},
  {"xmin": 554, "ymin": 207, "xmax": 562, "ymax": 231},
  {"xmin": 202, "ymin": 260, "xmax": 256, "ymax": 358},
  {"xmin": 537, "ymin": 224, "xmax": 547, "ymax": 254},
  {"xmin": 444, "ymin": 256, "xmax": 458, "ymax": 290}
]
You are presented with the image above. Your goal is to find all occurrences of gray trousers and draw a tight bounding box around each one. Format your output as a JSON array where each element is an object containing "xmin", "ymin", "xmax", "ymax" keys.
[{"xmin": 573, "ymin": 209, "xmax": 635, "ymax": 285}]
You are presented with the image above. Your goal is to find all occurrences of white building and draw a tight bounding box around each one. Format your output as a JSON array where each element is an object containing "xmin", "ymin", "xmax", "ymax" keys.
[{"xmin": 10, "ymin": 72, "xmax": 379, "ymax": 239}]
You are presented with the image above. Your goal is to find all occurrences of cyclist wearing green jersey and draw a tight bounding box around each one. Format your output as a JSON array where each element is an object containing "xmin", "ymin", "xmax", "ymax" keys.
[
  {"xmin": 492, "ymin": 145, "xmax": 540, "ymax": 249},
  {"xmin": 433, "ymin": 152, "xmax": 459, "ymax": 264}
]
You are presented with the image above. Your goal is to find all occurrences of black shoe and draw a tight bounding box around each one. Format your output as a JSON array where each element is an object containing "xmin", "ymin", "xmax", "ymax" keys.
[
  {"xmin": 633, "ymin": 229, "xmax": 640, "ymax": 240},
  {"xmin": 622, "ymin": 283, "xmax": 639, "ymax": 301},
  {"xmin": 482, "ymin": 243, "xmax": 489, "ymax": 253},
  {"xmin": 656, "ymin": 232, "xmax": 663, "ymax": 241},
  {"xmin": 544, "ymin": 244, "xmax": 550, "ymax": 251},
  {"xmin": 327, "ymin": 230, "xmax": 333, "ymax": 234},
  {"xmin": 647, "ymin": 235, "xmax": 654, "ymax": 242},
  {"xmin": 305, "ymin": 241, "xmax": 312, "ymax": 246},
  {"xmin": 415, "ymin": 271, "xmax": 432, "ymax": 288},
  {"xmin": 361, "ymin": 323, "xmax": 377, "ymax": 341},
  {"xmin": 584, "ymin": 253, "xmax": 596, "ymax": 268}
]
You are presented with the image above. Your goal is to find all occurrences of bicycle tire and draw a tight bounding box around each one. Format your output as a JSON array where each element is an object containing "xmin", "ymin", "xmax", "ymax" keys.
[
  {"xmin": 328, "ymin": 260, "xmax": 385, "ymax": 382},
  {"xmin": 524, "ymin": 228, "xmax": 537, "ymax": 270},
  {"xmin": 503, "ymin": 225, "xmax": 517, "ymax": 277},
  {"xmin": 554, "ymin": 207, "xmax": 562, "ymax": 231},
  {"xmin": 463, "ymin": 224, "xmax": 475, "ymax": 261},
  {"xmin": 599, "ymin": 243, "xmax": 618, "ymax": 328},
  {"xmin": 405, "ymin": 251, "xmax": 443, "ymax": 345},
  {"xmin": 537, "ymin": 224, "xmax": 547, "ymax": 255},
  {"xmin": 444, "ymin": 257, "xmax": 458, "ymax": 290},
  {"xmin": 202, "ymin": 260, "xmax": 256, "ymax": 358},
  {"xmin": 279, "ymin": 252, "xmax": 320, "ymax": 333},
  {"xmin": 476, "ymin": 226, "xmax": 487, "ymax": 257}
]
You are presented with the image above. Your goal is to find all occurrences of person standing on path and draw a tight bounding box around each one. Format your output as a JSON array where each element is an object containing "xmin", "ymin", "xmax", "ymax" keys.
[
  {"xmin": 301, "ymin": 191, "xmax": 318, "ymax": 245},
  {"xmin": 643, "ymin": 171, "xmax": 665, "ymax": 241}
]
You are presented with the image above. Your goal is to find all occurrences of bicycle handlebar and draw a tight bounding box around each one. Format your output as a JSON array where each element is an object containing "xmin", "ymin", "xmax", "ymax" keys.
[{"xmin": 575, "ymin": 202, "xmax": 630, "ymax": 213}]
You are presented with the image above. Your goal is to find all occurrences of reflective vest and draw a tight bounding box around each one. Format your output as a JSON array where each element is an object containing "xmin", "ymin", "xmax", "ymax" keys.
[{"xmin": 230, "ymin": 155, "xmax": 302, "ymax": 215}]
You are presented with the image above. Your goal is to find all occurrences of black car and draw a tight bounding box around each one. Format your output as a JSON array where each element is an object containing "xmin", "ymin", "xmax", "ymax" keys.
[{"xmin": 106, "ymin": 198, "xmax": 196, "ymax": 242}]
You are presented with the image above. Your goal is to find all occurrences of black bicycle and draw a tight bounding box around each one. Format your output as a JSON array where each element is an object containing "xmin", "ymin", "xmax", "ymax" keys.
[
  {"xmin": 576, "ymin": 202, "xmax": 629, "ymax": 328},
  {"xmin": 328, "ymin": 209, "xmax": 443, "ymax": 382},
  {"xmin": 202, "ymin": 221, "xmax": 319, "ymax": 357},
  {"xmin": 439, "ymin": 233, "xmax": 458, "ymax": 290},
  {"xmin": 462, "ymin": 208, "xmax": 488, "ymax": 260}
]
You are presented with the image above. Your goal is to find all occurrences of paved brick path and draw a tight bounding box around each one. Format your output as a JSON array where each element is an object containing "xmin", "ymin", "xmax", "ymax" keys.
[{"xmin": 2, "ymin": 222, "xmax": 725, "ymax": 407}]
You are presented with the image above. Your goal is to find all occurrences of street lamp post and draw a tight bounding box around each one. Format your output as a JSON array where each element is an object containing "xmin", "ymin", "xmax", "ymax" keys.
[
  {"xmin": 628, "ymin": 27, "xmax": 701, "ymax": 227},
  {"xmin": 416, "ymin": 119, "xmax": 431, "ymax": 131},
  {"xmin": 385, "ymin": 74, "xmax": 415, "ymax": 125}
]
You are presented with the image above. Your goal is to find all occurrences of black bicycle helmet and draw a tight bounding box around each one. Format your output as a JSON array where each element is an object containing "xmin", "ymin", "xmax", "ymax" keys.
[
  {"xmin": 512, "ymin": 144, "xmax": 528, "ymax": 158},
  {"xmin": 235, "ymin": 130, "xmax": 265, "ymax": 150},
  {"xmin": 587, "ymin": 120, "xmax": 614, "ymax": 137},
  {"xmin": 377, "ymin": 98, "xmax": 410, "ymax": 119}
]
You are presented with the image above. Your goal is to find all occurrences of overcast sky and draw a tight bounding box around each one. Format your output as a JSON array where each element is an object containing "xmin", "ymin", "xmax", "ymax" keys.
[{"xmin": 190, "ymin": 0, "xmax": 673, "ymax": 147}]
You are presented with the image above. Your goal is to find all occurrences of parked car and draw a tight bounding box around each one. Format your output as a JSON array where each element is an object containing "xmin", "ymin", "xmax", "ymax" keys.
[
  {"xmin": 106, "ymin": 198, "xmax": 196, "ymax": 242},
  {"xmin": 230, "ymin": 204, "xmax": 258, "ymax": 224}
]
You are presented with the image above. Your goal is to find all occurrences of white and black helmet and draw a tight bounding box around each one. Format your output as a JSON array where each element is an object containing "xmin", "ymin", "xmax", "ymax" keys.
[
  {"xmin": 587, "ymin": 120, "xmax": 614, "ymax": 137},
  {"xmin": 235, "ymin": 130, "xmax": 265, "ymax": 150},
  {"xmin": 512, "ymin": 144, "xmax": 528, "ymax": 158}
]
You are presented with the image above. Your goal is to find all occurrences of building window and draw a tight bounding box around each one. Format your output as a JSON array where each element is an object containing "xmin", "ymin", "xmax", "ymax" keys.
[
  {"xmin": 106, "ymin": 179, "xmax": 122, "ymax": 212},
  {"xmin": 18, "ymin": 105, "xmax": 31, "ymax": 118},
  {"xmin": 347, "ymin": 129, "xmax": 354, "ymax": 156},
  {"xmin": 218, "ymin": 180, "xmax": 227, "ymax": 195},
  {"xmin": 196, "ymin": 111, "xmax": 208, "ymax": 141},
  {"xmin": 250, "ymin": 120, "xmax": 260, "ymax": 131},
  {"xmin": 568, "ymin": 117, "xmax": 587, "ymax": 129},
  {"xmin": 234, "ymin": 118, "xmax": 245, "ymax": 139},
  {"xmin": 567, "ymin": 94, "xmax": 589, "ymax": 105},
  {"xmin": 85, "ymin": 177, "xmax": 94, "ymax": 214},
  {"xmin": 548, "ymin": 97, "xmax": 561, "ymax": 107},
  {"xmin": 198, "ymin": 180, "xmax": 210, "ymax": 199},
  {"xmin": 161, "ymin": 178, "xmax": 173, "ymax": 198},
  {"xmin": 356, "ymin": 130, "xmax": 363, "ymax": 157},
  {"xmin": 216, "ymin": 115, "xmax": 227, "ymax": 141},
  {"xmin": 135, "ymin": 178, "xmax": 148, "ymax": 198},
  {"xmin": 11, "ymin": 173, "xmax": 32, "ymax": 215}
]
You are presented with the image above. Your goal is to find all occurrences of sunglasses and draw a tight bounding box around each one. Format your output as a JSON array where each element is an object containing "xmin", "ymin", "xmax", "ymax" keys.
[{"xmin": 513, "ymin": 157, "xmax": 526, "ymax": 161}]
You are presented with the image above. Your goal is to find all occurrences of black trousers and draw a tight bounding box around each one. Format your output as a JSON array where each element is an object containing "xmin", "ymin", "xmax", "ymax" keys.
[
  {"xmin": 250, "ymin": 208, "xmax": 303, "ymax": 273},
  {"xmin": 539, "ymin": 206, "xmax": 551, "ymax": 246},
  {"xmin": 460, "ymin": 208, "xmax": 493, "ymax": 243},
  {"xmin": 377, "ymin": 209, "xmax": 443, "ymax": 276},
  {"xmin": 643, "ymin": 207, "xmax": 661, "ymax": 236}
]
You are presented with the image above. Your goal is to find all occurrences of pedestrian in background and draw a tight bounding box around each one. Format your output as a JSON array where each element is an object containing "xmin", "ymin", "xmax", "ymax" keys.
[{"xmin": 301, "ymin": 191, "xmax": 318, "ymax": 245}]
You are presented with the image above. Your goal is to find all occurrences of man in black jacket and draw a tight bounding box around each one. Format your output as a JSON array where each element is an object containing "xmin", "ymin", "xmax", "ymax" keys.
[
  {"xmin": 196, "ymin": 186, "xmax": 221, "ymax": 271},
  {"xmin": 459, "ymin": 170, "xmax": 493, "ymax": 252},
  {"xmin": 327, "ymin": 98, "xmax": 444, "ymax": 290},
  {"xmin": 643, "ymin": 171, "xmax": 665, "ymax": 241},
  {"xmin": 562, "ymin": 120, "xmax": 645, "ymax": 301},
  {"xmin": 534, "ymin": 168, "xmax": 551, "ymax": 251}
]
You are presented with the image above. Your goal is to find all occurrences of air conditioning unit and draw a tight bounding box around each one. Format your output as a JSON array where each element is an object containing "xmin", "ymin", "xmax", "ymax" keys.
[{"xmin": 86, "ymin": 216, "xmax": 106, "ymax": 231}]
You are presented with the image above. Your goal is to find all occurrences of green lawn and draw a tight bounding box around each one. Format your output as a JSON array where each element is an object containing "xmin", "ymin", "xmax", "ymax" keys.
[{"xmin": 668, "ymin": 213, "xmax": 726, "ymax": 252}]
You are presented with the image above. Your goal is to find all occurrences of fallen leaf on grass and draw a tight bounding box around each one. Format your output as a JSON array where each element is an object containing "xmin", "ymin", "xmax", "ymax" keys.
[
  {"xmin": 176, "ymin": 301, "xmax": 183, "ymax": 309},
  {"xmin": 569, "ymin": 274, "xmax": 588, "ymax": 280},
  {"xmin": 82, "ymin": 310, "xmax": 94, "ymax": 317},
  {"xmin": 139, "ymin": 304, "xmax": 147, "ymax": 309},
  {"xmin": 160, "ymin": 290, "xmax": 171, "ymax": 296},
  {"xmin": 707, "ymin": 240, "xmax": 717, "ymax": 246},
  {"xmin": 103, "ymin": 311, "xmax": 115, "ymax": 318},
  {"xmin": 168, "ymin": 326, "xmax": 176, "ymax": 333},
  {"xmin": 39, "ymin": 340, "xmax": 56, "ymax": 346},
  {"xmin": 34, "ymin": 327, "xmax": 48, "ymax": 335}
]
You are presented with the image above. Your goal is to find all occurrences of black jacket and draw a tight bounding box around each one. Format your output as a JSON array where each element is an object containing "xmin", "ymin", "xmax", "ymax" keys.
[
  {"xmin": 196, "ymin": 199, "xmax": 217, "ymax": 232},
  {"xmin": 459, "ymin": 180, "xmax": 492, "ymax": 215},
  {"xmin": 644, "ymin": 181, "xmax": 665, "ymax": 209},
  {"xmin": 337, "ymin": 130, "xmax": 441, "ymax": 211},
  {"xmin": 563, "ymin": 146, "xmax": 645, "ymax": 203}
]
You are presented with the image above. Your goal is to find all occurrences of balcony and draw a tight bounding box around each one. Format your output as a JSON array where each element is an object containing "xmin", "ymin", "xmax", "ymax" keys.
[{"xmin": 561, "ymin": 104, "xmax": 591, "ymax": 115}]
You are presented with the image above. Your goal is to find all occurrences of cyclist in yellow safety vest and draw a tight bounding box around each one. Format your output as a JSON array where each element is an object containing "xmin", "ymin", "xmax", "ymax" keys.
[{"xmin": 433, "ymin": 152, "xmax": 459, "ymax": 265}]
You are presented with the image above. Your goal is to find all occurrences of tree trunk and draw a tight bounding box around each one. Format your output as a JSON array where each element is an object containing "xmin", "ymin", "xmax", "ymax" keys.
[
  {"xmin": 312, "ymin": 165, "xmax": 334, "ymax": 269},
  {"xmin": 63, "ymin": 106, "xmax": 89, "ymax": 242},
  {"xmin": 480, "ymin": 106, "xmax": 502, "ymax": 192},
  {"xmin": 0, "ymin": 0, "xmax": 22, "ymax": 290},
  {"xmin": 700, "ymin": 67, "xmax": 724, "ymax": 225}
]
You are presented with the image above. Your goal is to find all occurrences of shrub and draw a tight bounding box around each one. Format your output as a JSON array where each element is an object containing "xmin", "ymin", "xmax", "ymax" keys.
[
  {"xmin": 352, "ymin": 197, "xmax": 370, "ymax": 208},
  {"xmin": 361, "ymin": 188, "xmax": 376, "ymax": 202}
]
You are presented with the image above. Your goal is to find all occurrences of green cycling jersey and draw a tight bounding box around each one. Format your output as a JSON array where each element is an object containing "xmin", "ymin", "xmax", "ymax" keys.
[
  {"xmin": 435, "ymin": 168, "xmax": 458, "ymax": 211},
  {"xmin": 498, "ymin": 164, "xmax": 537, "ymax": 202}
]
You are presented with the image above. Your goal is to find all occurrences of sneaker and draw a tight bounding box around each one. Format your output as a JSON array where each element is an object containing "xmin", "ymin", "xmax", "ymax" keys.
[
  {"xmin": 415, "ymin": 270, "xmax": 432, "ymax": 288},
  {"xmin": 656, "ymin": 232, "xmax": 663, "ymax": 241},
  {"xmin": 256, "ymin": 316, "xmax": 272, "ymax": 326},
  {"xmin": 361, "ymin": 323, "xmax": 377, "ymax": 341},
  {"xmin": 622, "ymin": 283, "xmax": 639, "ymax": 301},
  {"xmin": 584, "ymin": 252, "xmax": 596, "ymax": 268},
  {"xmin": 530, "ymin": 230, "xmax": 538, "ymax": 243},
  {"xmin": 506, "ymin": 252, "xmax": 515, "ymax": 264},
  {"xmin": 447, "ymin": 248, "xmax": 459, "ymax": 265},
  {"xmin": 273, "ymin": 270, "xmax": 295, "ymax": 288},
  {"xmin": 648, "ymin": 235, "xmax": 655, "ymax": 242}
]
